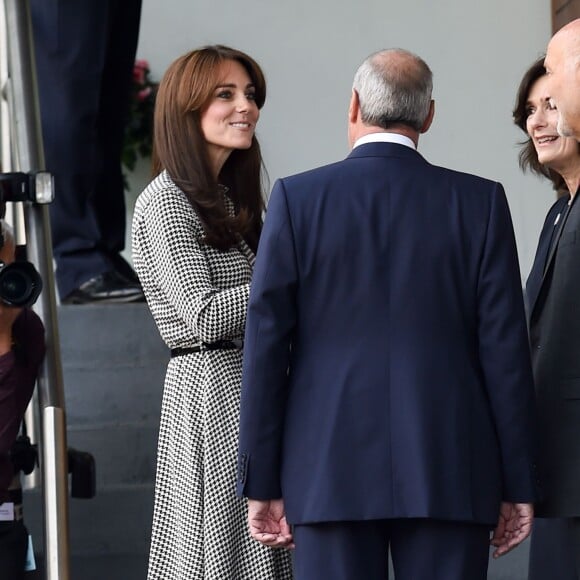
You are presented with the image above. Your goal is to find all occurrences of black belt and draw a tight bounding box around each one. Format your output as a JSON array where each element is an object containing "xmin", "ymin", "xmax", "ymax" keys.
[{"xmin": 171, "ymin": 340, "xmax": 243, "ymax": 357}]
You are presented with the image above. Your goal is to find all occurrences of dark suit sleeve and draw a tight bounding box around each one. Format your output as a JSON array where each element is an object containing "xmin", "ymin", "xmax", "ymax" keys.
[
  {"xmin": 237, "ymin": 180, "xmax": 298, "ymax": 499},
  {"xmin": 476, "ymin": 183, "xmax": 538, "ymax": 502}
]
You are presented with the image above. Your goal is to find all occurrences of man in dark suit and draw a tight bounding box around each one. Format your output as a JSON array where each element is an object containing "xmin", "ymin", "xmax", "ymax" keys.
[
  {"xmin": 526, "ymin": 183, "xmax": 580, "ymax": 578},
  {"xmin": 30, "ymin": 0, "xmax": 144, "ymax": 304},
  {"xmin": 237, "ymin": 48, "xmax": 539, "ymax": 579}
]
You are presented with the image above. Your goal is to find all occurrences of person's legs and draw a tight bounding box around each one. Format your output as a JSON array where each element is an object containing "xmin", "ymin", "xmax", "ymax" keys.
[
  {"xmin": 528, "ymin": 518, "xmax": 578, "ymax": 580},
  {"xmin": 0, "ymin": 521, "xmax": 29, "ymax": 580},
  {"xmin": 94, "ymin": 0, "xmax": 142, "ymax": 266},
  {"xmin": 390, "ymin": 518, "xmax": 491, "ymax": 580},
  {"xmin": 30, "ymin": 0, "xmax": 143, "ymax": 300},
  {"xmin": 570, "ymin": 518, "xmax": 580, "ymax": 580},
  {"xmin": 31, "ymin": 0, "xmax": 111, "ymax": 297},
  {"xmin": 293, "ymin": 520, "xmax": 390, "ymax": 580}
]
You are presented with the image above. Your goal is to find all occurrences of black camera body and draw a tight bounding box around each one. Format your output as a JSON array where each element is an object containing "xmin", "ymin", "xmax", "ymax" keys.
[
  {"xmin": 10, "ymin": 434, "xmax": 38, "ymax": 475},
  {"xmin": 0, "ymin": 171, "xmax": 54, "ymax": 204},
  {"xmin": 0, "ymin": 170, "xmax": 51, "ymax": 308},
  {"xmin": 11, "ymin": 436, "xmax": 96, "ymax": 499},
  {"xmin": 11, "ymin": 438, "xmax": 96, "ymax": 499}
]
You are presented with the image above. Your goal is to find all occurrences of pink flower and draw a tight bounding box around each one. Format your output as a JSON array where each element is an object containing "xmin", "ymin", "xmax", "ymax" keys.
[
  {"xmin": 137, "ymin": 87, "xmax": 152, "ymax": 102},
  {"xmin": 133, "ymin": 60, "xmax": 149, "ymax": 85}
]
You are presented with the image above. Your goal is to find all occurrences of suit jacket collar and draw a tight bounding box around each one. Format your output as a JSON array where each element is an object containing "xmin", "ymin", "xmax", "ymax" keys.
[
  {"xmin": 527, "ymin": 194, "xmax": 570, "ymax": 321},
  {"xmin": 347, "ymin": 141, "xmax": 426, "ymax": 162}
]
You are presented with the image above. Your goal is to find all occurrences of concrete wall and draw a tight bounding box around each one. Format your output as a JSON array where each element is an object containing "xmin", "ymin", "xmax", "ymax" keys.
[{"xmin": 130, "ymin": 0, "xmax": 553, "ymax": 279}]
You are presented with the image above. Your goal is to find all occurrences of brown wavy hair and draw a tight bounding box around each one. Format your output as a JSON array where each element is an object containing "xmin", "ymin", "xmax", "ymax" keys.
[
  {"xmin": 153, "ymin": 45, "xmax": 267, "ymax": 252},
  {"xmin": 513, "ymin": 57, "xmax": 570, "ymax": 195}
]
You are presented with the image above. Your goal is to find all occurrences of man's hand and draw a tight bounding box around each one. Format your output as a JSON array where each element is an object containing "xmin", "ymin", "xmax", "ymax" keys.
[
  {"xmin": 490, "ymin": 501, "xmax": 533, "ymax": 558},
  {"xmin": 247, "ymin": 498, "xmax": 294, "ymax": 549}
]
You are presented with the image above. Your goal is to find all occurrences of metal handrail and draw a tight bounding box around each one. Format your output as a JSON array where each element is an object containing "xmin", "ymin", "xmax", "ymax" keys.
[{"xmin": 1, "ymin": 0, "xmax": 71, "ymax": 578}]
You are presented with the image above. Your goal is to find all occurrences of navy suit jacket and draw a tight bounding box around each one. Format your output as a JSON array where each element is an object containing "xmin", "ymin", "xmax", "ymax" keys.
[{"xmin": 238, "ymin": 142, "xmax": 539, "ymax": 527}]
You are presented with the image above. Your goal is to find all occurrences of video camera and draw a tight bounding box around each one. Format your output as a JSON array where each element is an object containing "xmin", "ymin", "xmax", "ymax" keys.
[{"xmin": 0, "ymin": 170, "xmax": 54, "ymax": 307}]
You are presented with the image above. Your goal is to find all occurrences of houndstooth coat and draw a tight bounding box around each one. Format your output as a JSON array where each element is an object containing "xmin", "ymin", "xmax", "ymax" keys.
[{"xmin": 132, "ymin": 171, "xmax": 293, "ymax": 580}]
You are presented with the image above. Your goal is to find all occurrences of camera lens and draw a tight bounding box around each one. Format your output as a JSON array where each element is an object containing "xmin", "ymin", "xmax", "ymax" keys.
[
  {"xmin": 0, "ymin": 269, "xmax": 30, "ymax": 302},
  {"xmin": 0, "ymin": 262, "xmax": 43, "ymax": 307}
]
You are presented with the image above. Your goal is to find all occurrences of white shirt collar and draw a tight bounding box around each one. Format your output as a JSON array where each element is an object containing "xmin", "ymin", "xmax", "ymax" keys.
[{"xmin": 353, "ymin": 132, "xmax": 416, "ymax": 150}]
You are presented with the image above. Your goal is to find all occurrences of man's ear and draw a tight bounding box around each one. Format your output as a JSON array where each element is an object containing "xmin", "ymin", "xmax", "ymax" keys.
[
  {"xmin": 348, "ymin": 89, "xmax": 360, "ymax": 124},
  {"xmin": 420, "ymin": 100, "xmax": 435, "ymax": 134}
]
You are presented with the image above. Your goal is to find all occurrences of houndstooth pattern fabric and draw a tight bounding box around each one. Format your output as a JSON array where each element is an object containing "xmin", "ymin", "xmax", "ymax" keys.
[{"xmin": 132, "ymin": 171, "xmax": 293, "ymax": 580}]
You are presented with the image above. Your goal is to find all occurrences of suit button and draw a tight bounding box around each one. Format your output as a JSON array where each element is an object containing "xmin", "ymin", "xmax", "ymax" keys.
[{"xmin": 238, "ymin": 453, "xmax": 248, "ymax": 484}]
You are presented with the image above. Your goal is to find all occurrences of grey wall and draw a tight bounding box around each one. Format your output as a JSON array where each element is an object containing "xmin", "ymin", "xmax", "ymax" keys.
[{"xmin": 133, "ymin": 0, "xmax": 553, "ymax": 278}]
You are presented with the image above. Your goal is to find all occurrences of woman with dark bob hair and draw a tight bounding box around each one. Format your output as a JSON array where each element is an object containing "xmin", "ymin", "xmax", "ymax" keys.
[
  {"xmin": 132, "ymin": 46, "xmax": 293, "ymax": 579},
  {"xmin": 513, "ymin": 58, "xmax": 580, "ymax": 580}
]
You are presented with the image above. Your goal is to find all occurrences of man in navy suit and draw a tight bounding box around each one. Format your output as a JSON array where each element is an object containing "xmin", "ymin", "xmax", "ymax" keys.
[{"xmin": 237, "ymin": 49, "xmax": 539, "ymax": 579}]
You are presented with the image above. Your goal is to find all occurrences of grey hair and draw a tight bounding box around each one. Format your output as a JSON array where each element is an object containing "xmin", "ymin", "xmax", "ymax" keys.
[{"xmin": 352, "ymin": 48, "xmax": 433, "ymax": 131}]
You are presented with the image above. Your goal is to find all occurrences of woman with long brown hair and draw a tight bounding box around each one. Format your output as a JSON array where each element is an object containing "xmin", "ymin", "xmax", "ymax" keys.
[{"xmin": 132, "ymin": 45, "xmax": 293, "ymax": 579}]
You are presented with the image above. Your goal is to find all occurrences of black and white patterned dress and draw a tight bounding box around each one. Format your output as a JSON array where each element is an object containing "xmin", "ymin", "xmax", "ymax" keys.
[{"xmin": 132, "ymin": 171, "xmax": 293, "ymax": 580}]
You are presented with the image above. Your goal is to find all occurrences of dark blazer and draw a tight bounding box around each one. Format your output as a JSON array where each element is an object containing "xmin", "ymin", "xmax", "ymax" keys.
[
  {"xmin": 238, "ymin": 142, "xmax": 538, "ymax": 527},
  {"xmin": 526, "ymin": 193, "xmax": 580, "ymax": 517}
]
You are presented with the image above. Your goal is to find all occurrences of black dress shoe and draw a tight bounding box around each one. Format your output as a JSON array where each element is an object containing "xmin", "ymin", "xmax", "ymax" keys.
[
  {"xmin": 109, "ymin": 253, "xmax": 140, "ymax": 284},
  {"xmin": 62, "ymin": 271, "xmax": 145, "ymax": 305}
]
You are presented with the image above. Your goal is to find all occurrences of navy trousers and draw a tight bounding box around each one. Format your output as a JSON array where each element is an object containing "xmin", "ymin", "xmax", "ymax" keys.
[
  {"xmin": 0, "ymin": 521, "xmax": 28, "ymax": 580},
  {"xmin": 528, "ymin": 518, "xmax": 580, "ymax": 580},
  {"xmin": 30, "ymin": 0, "xmax": 142, "ymax": 298},
  {"xmin": 293, "ymin": 519, "xmax": 492, "ymax": 580}
]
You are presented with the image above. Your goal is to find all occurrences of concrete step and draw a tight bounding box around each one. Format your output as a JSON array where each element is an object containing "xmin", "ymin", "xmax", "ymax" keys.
[
  {"xmin": 29, "ymin": 554, "xmax": 148, "ymax": 580},
  {"xmin": 67, "ymin": 422, "xmax": 158, "ymax": 487},
  {"xmin": 56, "ymin": 302, "xmax": 166, "ymax": 490},
  {"xmin": 23, "ymin": 484, "xmax": 154, "ymax": 556},
  {"xmin": 58, "ymin": 302, "xmax": 168, "ymax": 428},
  {"xmin": 19, "ymin": 302, "xmax": 165, "ymax": 579}
]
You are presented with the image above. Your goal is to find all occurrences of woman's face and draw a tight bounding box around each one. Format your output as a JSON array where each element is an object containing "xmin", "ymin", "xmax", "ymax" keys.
[
  {"xmin": 200, "ymin": 59, "xmax": 259, "ymax": 173},
  {"xmin": 526, "ymin": 75, "xmax": 579, "ymax": 171}
]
